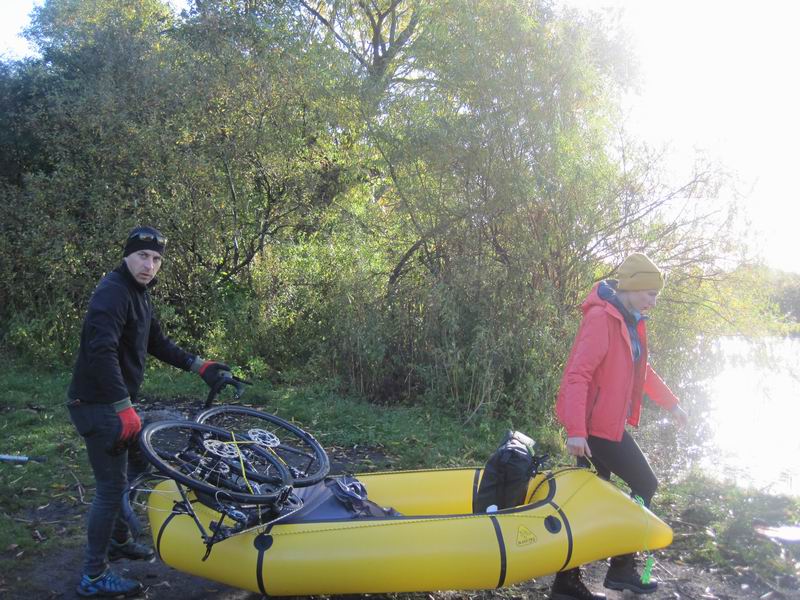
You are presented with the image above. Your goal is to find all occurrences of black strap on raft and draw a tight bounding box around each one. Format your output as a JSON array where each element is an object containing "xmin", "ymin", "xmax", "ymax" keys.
[
  {"xmin": 549, "ymin": 501, "xmax": 574, "ymax": 571},
  {"xmin": 156, "ymin": 491, "xmax": 201, "ymax": 561},
  {"xmin": 489, "ymin": 515, "xmax": 508, "ymax": 588},
  {"xmin": 254, "ymin": 533, "xmax": 274, "ymax": 596},
  {"xmin": 166, "ymin": 481, "xmax": 225, "ymax": 561}
]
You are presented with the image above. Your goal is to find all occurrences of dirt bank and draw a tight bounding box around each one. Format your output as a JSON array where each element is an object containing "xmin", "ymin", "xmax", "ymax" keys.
[{"xmin": 2, "ymin": 539, "xmax": 782, "ymax": 599}]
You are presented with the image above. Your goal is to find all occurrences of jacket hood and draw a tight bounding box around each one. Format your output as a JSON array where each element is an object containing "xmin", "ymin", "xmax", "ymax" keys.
[
  {"xmin": 582, "ymin": 280, "xmax": 638, "ymax": 326},
  {"xmin": 581, "ymin": 280, "xmax": 615, "ymax": 313}
]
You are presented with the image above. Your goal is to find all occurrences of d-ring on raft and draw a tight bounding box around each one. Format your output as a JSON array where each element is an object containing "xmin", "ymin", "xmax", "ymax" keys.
[{"xmin": 147, "ymin": 466, "xmax": 672, "ymax": 596}]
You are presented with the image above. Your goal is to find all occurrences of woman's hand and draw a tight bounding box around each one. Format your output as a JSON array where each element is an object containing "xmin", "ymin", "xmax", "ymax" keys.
[{"xmin": 566, "ymin": 436, "xmax": 592, "ymax": 458}]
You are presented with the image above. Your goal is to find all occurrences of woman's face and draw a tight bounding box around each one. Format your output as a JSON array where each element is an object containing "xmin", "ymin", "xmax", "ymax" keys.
[{"xmin": 622, "ymin": 289, "xmax": 660, "ymax": 314}]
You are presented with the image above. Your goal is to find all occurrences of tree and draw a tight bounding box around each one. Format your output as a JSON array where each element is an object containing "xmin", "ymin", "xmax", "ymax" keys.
[{"xmin": 0, "ymin": 0, "xmax": 775, "ymax": 427}]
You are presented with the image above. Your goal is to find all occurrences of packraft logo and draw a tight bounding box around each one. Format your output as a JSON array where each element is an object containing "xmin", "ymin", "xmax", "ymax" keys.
[{"xmin": 516, "ymin": 525, "xmax": 537, "ymax": 546}]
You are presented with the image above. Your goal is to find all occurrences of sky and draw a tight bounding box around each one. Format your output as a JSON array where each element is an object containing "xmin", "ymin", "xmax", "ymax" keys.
[
  {"xmin": 2, "ymin": 1, "xmax": 799, "ymax": 273},
  {"xmin": 562, "ymin": 0, "xmax": 800, "ymax": 273}
]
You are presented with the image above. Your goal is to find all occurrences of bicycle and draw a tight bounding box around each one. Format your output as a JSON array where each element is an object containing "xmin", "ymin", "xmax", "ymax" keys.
[{"xmin": 135, "ymin": 374, "xmax": 330, "ymax": 555}]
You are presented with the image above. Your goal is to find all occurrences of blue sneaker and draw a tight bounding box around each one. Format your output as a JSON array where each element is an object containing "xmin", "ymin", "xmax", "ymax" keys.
[{"xmin": 76, "ymin": 569, "xmax": 143, "ymax": 597}]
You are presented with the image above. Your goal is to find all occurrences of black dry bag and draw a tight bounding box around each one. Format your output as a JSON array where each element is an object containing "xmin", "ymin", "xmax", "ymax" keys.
[{"xmin": 473, "ymin": 430, "xmax": 537, "ymax": 512}]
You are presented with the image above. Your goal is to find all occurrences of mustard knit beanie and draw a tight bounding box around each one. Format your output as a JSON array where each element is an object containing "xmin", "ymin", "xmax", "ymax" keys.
[{"xmin": 616, "ymin": 253, "xmax": 664, "ymax": 291}]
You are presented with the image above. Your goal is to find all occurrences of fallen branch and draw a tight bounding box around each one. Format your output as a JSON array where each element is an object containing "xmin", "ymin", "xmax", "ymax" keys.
[
  {"xmin": 10, "ymin": 516, "xmax": 63, "ymax": 525},
  {"xmin": 68, "ymin": 469, "xmax": 89, "ymax": 505}
]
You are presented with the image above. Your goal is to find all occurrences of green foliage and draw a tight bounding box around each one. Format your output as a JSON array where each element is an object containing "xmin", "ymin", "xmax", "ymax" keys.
[
  {"xmin": 0, "ymin": 0, "xmax": 785, "ymax": 427},
  {"xmin": 4, "ymin": 301, "xmax": 82, "ymax": 365},
  {"xmin": 656, "ymin": 472, "xmax": 800, "ymax": 579},
  {"xmin": 767, "ymin": 268, "xmax": 800, "ymax": 331}
]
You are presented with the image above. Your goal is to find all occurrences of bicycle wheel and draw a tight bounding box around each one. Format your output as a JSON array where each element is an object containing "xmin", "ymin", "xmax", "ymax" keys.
[
  {"xmin": 139, "ymin": 420, "xmax": 293, "ymax": 505},
  {"xmin": 195, "ymin": 406, "xmax": 330, "ymax": 486}
]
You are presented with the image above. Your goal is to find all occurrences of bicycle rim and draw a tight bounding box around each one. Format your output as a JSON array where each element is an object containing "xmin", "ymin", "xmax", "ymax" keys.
[
  {"xmin": 139, "ymin": 420, "xmax": 292, "ymax": 505},
  {"xmin": 195, "ymin": 406, "xmax": 330, "ymax": 486}
]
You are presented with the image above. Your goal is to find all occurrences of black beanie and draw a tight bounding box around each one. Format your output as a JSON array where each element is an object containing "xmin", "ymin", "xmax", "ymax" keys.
[{"xmin": 123, "ymin": 226, "xmax": 167, "ymax": 257}]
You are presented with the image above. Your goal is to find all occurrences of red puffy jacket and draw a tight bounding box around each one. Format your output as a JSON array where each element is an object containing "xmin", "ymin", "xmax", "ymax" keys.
[{"xmin": 555, "ymin": 283, "xmax": 679, "ymax": 442}]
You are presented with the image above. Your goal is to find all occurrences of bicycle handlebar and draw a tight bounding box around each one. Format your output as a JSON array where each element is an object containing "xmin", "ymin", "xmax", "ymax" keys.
[{"xmin": 204, "ymin": 372, "xmax": 252, "ymax": 409}]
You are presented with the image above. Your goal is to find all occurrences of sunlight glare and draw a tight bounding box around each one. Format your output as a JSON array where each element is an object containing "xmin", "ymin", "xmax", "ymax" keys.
[
  {"xmin": 560, "ymin": 0, "xmax": 800, "ymax": 273},
  {"xmin": 701, "ymin": 337, "xmax": 800, "ymax": 495}
]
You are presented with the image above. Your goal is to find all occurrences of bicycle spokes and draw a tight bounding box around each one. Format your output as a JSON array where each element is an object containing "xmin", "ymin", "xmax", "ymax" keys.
[{"xmin": 195, "ymin": 406, "xmax": 330, "ymax": 487}]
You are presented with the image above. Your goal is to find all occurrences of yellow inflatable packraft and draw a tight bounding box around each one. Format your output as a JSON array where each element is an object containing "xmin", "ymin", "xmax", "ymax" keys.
[{"xmin": 146, "ymin": 466, "xmax": 672, "ymax": 596}]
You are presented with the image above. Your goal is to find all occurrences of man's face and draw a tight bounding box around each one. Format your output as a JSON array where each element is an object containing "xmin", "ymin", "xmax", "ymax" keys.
[
  {"xmin": 626, "ymin": 289, "xmax": 660, "ymax": 314},
  {"xmin": 124, "ymin": 249, "xmax": 163, "ymax": 286}
]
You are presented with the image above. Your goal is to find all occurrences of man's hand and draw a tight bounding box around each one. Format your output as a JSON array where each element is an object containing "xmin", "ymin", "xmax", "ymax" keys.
[
  {"xmin": 566, "ymin": 436, "xmax": 592, "ymax": 458},
  {"xmin": 670, "ymin": 405, "xmax": 689, "ymax": 427},
  {"xmin": 198, "ymin": 360, "xmax": 232, "ymax": 388},
  {"xmin": 117, "ymin": 406, "xmax": 142, "ymax": 442}
]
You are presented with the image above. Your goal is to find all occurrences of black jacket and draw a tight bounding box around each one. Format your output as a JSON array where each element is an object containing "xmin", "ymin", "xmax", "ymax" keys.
[{"xmin": 68, "ymin": 261, "xmax": 195, "ymax": 404}]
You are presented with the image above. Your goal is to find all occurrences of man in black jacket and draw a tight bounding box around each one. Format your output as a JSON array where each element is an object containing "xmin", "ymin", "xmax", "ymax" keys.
[{"xmin": 67, "ymin": 226, "xmax": 231, "ymax": 598}]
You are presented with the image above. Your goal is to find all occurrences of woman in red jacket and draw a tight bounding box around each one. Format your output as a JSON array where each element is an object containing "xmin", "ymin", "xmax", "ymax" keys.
[{"xmin": 550, "ymin": 253, "xmax": 689, "ymax": 600}]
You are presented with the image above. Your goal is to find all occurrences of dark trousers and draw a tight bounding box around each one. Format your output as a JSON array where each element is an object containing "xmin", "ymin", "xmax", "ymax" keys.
[
  {"xmin": 68, "ymin": 402, "xmax": 147, "ymax": 576},
  {"xmin": 578, "ymin": 430, "xmax": 658, "ymax": 507},
  {"xmin": 554, "ymin": 430, "xmax": 657, "ymax": 585}
]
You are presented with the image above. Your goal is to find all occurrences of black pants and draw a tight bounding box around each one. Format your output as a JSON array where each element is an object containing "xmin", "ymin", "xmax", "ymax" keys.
[
  {"xmin": 68, "ymin": 402, "xmax": 148, "ymax": 576},
  {"xmin": 578, "ymin": 430, "xmax": 657, "ymax": 507},
  {"xmin": 553, "ymin": 430, "xmax": 657, "ymax": 585}
]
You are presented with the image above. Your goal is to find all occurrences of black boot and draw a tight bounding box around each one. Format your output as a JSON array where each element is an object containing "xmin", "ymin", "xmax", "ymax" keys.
[
  {"xmin": 603, "ymin": 554, "xmax": 658, "ymax": 594},
  {"xmin": 550, "ymin": 567, "xmax": 606, "ymax": 600}
]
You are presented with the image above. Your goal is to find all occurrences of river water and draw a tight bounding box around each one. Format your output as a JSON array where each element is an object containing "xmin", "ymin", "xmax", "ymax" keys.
[
  {"xmin": 697, "ymin": 336, "xmax": 800, "ymax": 496},
  {"xmin": 636, "ymin": 336, "xmax": 800, "ymax": 497}
]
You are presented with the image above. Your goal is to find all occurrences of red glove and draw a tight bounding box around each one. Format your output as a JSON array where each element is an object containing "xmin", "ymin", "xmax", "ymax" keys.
[
  {"xmin": 117, "ymin": 406, "xmax": 142, "ymax": 442},
  {"xmin": 198, "ymin": 360, "xmax": 232, "ymax": 388}
]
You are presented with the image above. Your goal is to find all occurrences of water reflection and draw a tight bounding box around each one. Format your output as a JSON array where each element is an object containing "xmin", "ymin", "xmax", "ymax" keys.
[
  {"xmin": 641, "ymin": 337, "xmax": 800, "ymax": 496},
  {"xmin": 698, "ymin": 337, "xmax": 800, "ymax": 495}
]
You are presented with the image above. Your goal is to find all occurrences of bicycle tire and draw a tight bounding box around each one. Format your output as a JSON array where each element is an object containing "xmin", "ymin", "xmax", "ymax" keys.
[
  {"xmin": 195, "ymin": 406, "xmax": 330, "ymax": 487},
  {"xmin": 139, "ymin": 420, "xmax": 293, "ymax": 505}
]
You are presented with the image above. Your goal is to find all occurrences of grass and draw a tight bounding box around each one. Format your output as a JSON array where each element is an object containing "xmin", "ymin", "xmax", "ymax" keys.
[
  {"xmin": 654, "ymin": 471, "xmax": 800, "ymax": 582},
  {"xmin": 133, "ymin": 366, "xmax": 516, "ymax": 468},
  {"xmin": 0, "ymin": 366, "xmax": 89, "ymax": 570},
  {"xmin": 1, "ymin": 357, "xmax": 798, "ymax": 589}
]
